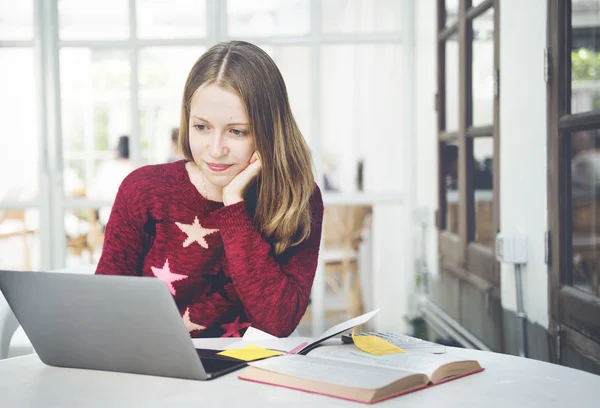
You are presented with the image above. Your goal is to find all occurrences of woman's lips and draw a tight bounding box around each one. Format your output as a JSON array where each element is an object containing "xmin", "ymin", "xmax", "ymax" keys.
[{"xmin": 206, "ymin": 163, "xmax": 233, "ymax": 172}]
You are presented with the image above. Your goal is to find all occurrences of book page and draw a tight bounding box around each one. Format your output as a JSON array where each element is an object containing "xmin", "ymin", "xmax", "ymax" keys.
[
  {"xmin": 298, "ymin": 309, "xmax": 379, "ymax": 354},
  {"xmin": 248, "ymin": 354, "xmax": 420, "ymax": 390},
  {"xmin": 307, "ymin": 345, "xmax": 477, "ymax": 379},
  {"xmin": 315, "ymin": 309, "xmax": 379, "ymax": 343}
]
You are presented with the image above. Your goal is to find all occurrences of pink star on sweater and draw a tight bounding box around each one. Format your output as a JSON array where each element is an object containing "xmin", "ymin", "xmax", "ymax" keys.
[
  {"xmin": 221, "ymin": 316, "xmax": 251, "ymax": 338},
  {"xmin": 150, "ymin": 259, "xmax": 187, "ymax": 295},
  {"xmin": 182, "ymin": 308, "xmax": 206, "ymax": 334},
  {"xmin": 175, "ymin": 216, "xmax": 219, "ymax": 249}
]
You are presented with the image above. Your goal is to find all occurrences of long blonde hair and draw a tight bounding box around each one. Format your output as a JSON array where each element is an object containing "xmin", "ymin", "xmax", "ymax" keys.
[{"xmin": 179, "ymin": 41, "xmax": 315, "ymax": 256}]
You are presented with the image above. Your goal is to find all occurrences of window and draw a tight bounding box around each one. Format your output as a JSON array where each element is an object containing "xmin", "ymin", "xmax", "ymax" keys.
[
  {"xmin": 136, "ymin": 0, "xmax": 207, "ymax": 39},
  {"xmin": 0, "ymin": 0, "xmax": 34, "ymax": 40},
  {"xmin": 226, "ymin": 0, "xmax": 310, "ymax": 37},
  {"xmin": 138, "ymin": 46, "xmax": 205, "ymax": 164},
  {"xmin": 320, "ymin": 44, "xmax": 403, "ymax": 193},
  {"xmin": 437, "ymin": 0, "xmax": 498, "ymax": 266},
  {"xmin": 548, "ymin": 0, "xmax": 600, "ymax": 366},
  {"xmin": 60, "ymin": 48, "xmax": 132, "ymax": 197},
  {"xmin": 0, "ymin": 1, "xmax": 407, "ymax": 279},
  {"xmin": 55, "ymin": 1, "xmax": 213, "ymax": 268},
  {"xmin": 58, "ymin": 0, "xmax": 129, "ymax": 40},
  {"xmin": 0, "ymin": 48, "xmax": 38, "ymax": 202},
  {"xmin": 434, "ymin": 0, "xmax": 501, "ymax": 350},
  {"xmin": 0, "ymin": 0, "xmax": 41, "ymax": 272},
  {"xmin": 54, "ymin": 0, "xmax": 406, "ymax": 203}
]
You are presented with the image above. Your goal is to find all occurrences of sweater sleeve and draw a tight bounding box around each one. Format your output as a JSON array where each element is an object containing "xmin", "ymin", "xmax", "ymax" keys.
[
  {"xmin": 95, "ymin": 174, "xmax": 145, "ymax": 277},
  {"xmin": 210, "ymin": 185, "xmax": 324, "ymax": 337}
]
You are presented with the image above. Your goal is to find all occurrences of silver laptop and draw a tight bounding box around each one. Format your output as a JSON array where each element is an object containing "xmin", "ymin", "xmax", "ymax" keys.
[{"xmin": 0, "ymin": 269, "xmax": 247, "ymax": 380}]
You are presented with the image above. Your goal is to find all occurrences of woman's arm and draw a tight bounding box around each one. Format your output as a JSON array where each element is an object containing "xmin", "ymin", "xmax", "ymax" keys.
[
  {"xmin": 95, "ymin": 174, "xmax": 144, "ymax": 276},
  {"xmin": 211, "ymin": 186, "xmax": 324, "ymax": 337}
]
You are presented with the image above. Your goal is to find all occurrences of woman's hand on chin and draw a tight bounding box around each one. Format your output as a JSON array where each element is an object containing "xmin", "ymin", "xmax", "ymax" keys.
[{"xmin": 222, "ymin": 152, "xmax": 261, "ymax": 206}]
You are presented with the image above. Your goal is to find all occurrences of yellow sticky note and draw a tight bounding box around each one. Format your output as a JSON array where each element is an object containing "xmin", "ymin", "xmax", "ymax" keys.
[
  {"xmin": 217, "ymin": 344, "xmax": 283, "ymax": 362},
  {"xmin": 351, "ymin": 330, "xmax": 406, "ymax": 356}
]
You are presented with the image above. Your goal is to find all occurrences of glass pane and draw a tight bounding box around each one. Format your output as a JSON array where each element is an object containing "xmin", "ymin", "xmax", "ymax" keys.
[
  {"xmin": 60, "ymin": 49, "xmax": 131, "ymax": 197},
  {"xmin": 445, "ymin": 0, "xmax": 458, "ymax": 27},
  {"xmin": 321, "ymin": 0, "xmax": 402, "ymax": 34},
  {"xmin": 137, "ymin": 0, "xmax": 207, "ymax": 39},
  {"xmin": 64, "ymin": 208, "xmax": 104, "ymax": 268},
  {"xmin": 473, "ymin": 137, "xmax": 493, "ymax": 246},
  {"xmin": 471, "ymin": 0, "xmax": 486, "ymax": 8},
  {"xmin": 0, "ymin": 209, "xmax": 40, "ymax": 271},
  {"xmin": 0, "ymin": 0, "xmax": 33, "ymax": 40},
  {"xmin": 445, "ymin": 34, "xmax": 459, "ymax": 131},
  {"xmin": 258, "ymin": 45, "xmax": 311, "ymax": 147},
  {"xmin": 63, "ymin": 159, "xmax": 86, "ymax": 197},
  {"xmin": 443, "ymin": 141, "xmax": 459, "ymax": 234},
  {"xmin": 472, "ymin": 8, "xmax": 494, "ymax": 127},
  {"xmin": 226, "ymin": 0, "xmax": 310, "ymax": 37},
  {"xmin": 571, "ymin": 1, "xmax": 600, "ymax": 114},
  {"xmin": 571, "ymin": 130, "xmax": 600, "ymax": 297},
  {"xmin": 65, "ymin": 156, "xmax": 133, "ymax": 225},
  {"xmin": 139, "ymin": 47, "xmax": 205, "ymax": 164},
  {"xmin": 321, "ymin": 45, "xmax": 402, "ymax": 193},
  {"xmin": 0, "ymin": 48, "xmax": 38, "ymax": 202},
  {"xmin": 59, "ymin": 0, "xmax": 129, "ymax": 40}
]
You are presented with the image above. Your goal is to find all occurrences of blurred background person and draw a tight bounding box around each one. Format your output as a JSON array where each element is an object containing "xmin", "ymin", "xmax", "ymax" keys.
[
  {"xmin": 168, "ymin": 127, "xmax": 184, "ymax": 163},
  {"xmin": 572, "ymin": 130, "xmax": 600, "ymax": 190}
]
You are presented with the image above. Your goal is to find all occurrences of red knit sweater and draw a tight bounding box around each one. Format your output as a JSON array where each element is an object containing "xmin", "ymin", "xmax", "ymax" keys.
[{"xmin": 95, "ymin": 160, "xmax": 323, "ymax": 338}]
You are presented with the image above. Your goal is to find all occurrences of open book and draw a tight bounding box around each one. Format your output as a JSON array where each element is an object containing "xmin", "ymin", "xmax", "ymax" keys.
[{"xmin": 239, "ymin": 344, "xmax": 484, "ymax": 404}]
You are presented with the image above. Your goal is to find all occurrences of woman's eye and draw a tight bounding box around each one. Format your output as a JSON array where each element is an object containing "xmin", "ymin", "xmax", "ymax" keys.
[
  {"xmin": 231, "ymin": 129, "xmax": 246, "ymax": 136},
  {"xmin": 194, "ymin": 124, "xmax": 207, "ymax": 131}
]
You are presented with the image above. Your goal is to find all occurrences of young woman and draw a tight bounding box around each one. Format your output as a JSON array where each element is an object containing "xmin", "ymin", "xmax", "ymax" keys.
[{"xmin": 95, "ymin": 41, "xmax": 323, "ymax": 338}]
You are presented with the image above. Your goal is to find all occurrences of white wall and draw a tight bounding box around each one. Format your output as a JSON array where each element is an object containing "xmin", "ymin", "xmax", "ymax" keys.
[
  {"xmin": 414, "ymin": 0, "xmax": 439, "ymax": 282},
  {"xmin": 371, "ymin": 0, "xmax": 439, "ymax": 336},
  {"xmin": 499, "ymin": 0, "xmax": 549, "ymax": 328},
  {"xmin": 370, "ymin": 205, "xmax": 408, "ymax": 333},
  {"xmin": 369, "ymin": 1, "xmax": 414, "ymax": 335}
]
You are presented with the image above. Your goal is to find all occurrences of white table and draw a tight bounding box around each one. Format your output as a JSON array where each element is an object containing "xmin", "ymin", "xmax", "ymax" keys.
[{"xmin": 0, "ymin": 338, "xmax": 599, "ymax": 407}]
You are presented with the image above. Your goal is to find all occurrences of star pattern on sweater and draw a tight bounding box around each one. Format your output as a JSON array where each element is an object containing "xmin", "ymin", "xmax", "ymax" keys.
[
  {"xmin": 150, "ymin": 259, "xmax": 188, "ymax": 295},
  {"xmin": 203, "ymin": 269, "xmax": 232, "ymax": 301},
  {"xmin": 221, "ymin": 316, "xmax": 251, "ymax": 338},
  {"xmin": 182, "ymin": 308, "xmax": 206, "ymax": 333},
  {"xmin": 175, "ymin": 216, "xmax": 219, "ymax": 249}
]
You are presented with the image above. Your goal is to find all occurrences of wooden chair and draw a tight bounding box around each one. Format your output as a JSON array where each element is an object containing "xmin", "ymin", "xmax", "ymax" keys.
[
  {"xmin": 65, "ymin": 209, "xmax": 102, "ymax": 265},
  {"xmin": 0, "ymin": 210, "xmax": 35, "ymax": 270},
  {"xmin": 302, "ymin": 205, "xmax": 372, "ymax": 328},
  {"xmin": 66, "ymin": 188, "xmax": 104, "ymax": 264},
  {"xmin": 88, "ymin": 209, "xmax": 104, "ymax": 252}
]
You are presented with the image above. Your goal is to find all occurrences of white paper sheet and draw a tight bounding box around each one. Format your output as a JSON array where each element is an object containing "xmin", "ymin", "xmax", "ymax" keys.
[
  {"xmin": 297, "ymin": 309, "xmax": 380, "ymax": 353},
  {"xmin": 242, "ymin": 327, "xmax": 278, "ymax": 341}
]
